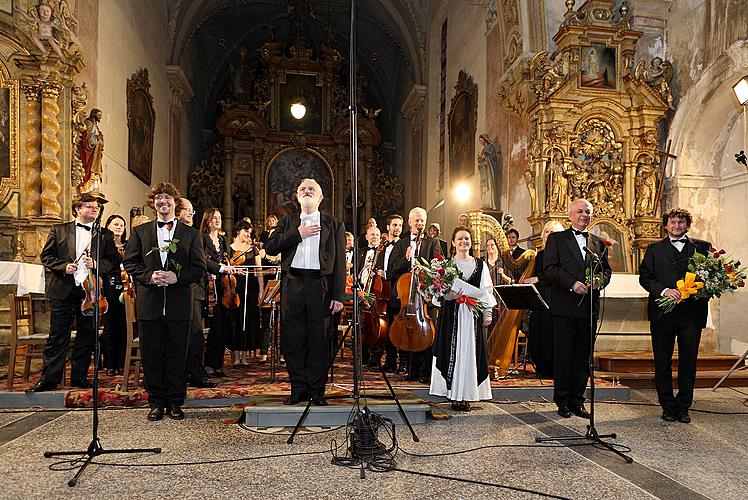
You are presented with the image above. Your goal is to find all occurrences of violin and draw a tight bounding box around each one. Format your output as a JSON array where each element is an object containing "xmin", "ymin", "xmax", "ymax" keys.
[
  {"xmin": 221, "ymin": 250, "xmax": 242, "ymax": 310},
  {"xmin": 118, "ymin": 245, "xmax": 135, "ymax": 300},
  {"xmin": 389, "ymin": 229, "xmax": 435, "ymax": 352},
  {"xmin": 80, "ymin": 250, "xmax": 109, "ymax": 317},
  {"xmin": 360, "ymin": 239, "xmax": 390, "ymax": 345}
]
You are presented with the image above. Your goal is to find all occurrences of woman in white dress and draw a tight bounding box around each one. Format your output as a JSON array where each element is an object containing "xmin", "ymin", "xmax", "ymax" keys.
[{"xmin": 430, "ymin": 226, "xmax": 497, "ymax": 411}]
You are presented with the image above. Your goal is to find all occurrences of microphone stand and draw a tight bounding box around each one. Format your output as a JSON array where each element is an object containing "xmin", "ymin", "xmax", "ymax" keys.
[
  {"xmin": 536, "ymin": 238, "xmax": 632, "ymax": 463},
  {"xmin": 44, "ymin": 204, "xmax": 161, "ymax": 486}
]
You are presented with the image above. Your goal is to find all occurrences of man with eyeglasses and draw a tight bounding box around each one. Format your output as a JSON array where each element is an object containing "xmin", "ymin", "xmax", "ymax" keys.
[
  {"xmin": 28, "ymin": 192, "xmax": 118, "ymax": 393},
  {"xmin": 265, "ymin": 178, "xmax": 346, "ymax": 406},
  {"xmin": 176, "ymin": 198, "xmax": 216, "ymax": 389},
  {"xmin": 124, "ymin": 183, "xmax": 206, "ymax": 421}
]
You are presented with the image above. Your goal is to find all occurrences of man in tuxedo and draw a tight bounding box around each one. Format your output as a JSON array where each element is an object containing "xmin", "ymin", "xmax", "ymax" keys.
[
  {"xmin": 124, "ymin": 183, "xmax": 206, "ymax": 421},
  {"xmin": 265, "ymin": 178, "xmax": 346, "ymax": 406},
  {"xmin": 639, "ymin": 208, "xmax": 711, "ymax": 423},
  {"xmin": 358, "ymin": 225, "xmax": 381, "ymax": 286},
  {"xmin": 375, "ymin": 214, "xmax": 403, "ymax": 372},
  {"xmin": 176, "ymin": 198, "xmax": 216, "ymax": 389},
  {"xmin": 388, "ymin": 207, "xmax": 439, "ymax": 381},
  {"xmin": 27, "ymin": 193, "xmax": 117, "ymax": 393},
  {"xmin": 506, "ymin": 228, "xmax": 525, "ymax": 259},
  {"xmin": 544, "ymin": 199, "xmax": 611, "ymax": 419}
]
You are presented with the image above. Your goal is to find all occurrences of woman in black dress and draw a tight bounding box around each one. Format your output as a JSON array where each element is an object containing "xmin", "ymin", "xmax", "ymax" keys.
[
  {"xmin": 524, "ymin": 220, "xmax": 564, "ymax": 378},
  {"xmin": 101, "ymin": 214, "xmax": 127, "ymax": 376}
]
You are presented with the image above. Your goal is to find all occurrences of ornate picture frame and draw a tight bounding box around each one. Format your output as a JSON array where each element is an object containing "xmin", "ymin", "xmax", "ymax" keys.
[
  {"xmin": 0, "ymin": 64, "xmax": 19, "ymax": 204},
  {"xmin": 448, "ymin": 70, "xmax": 478, "ymax": 181},
  {"xmin": 127, "ymin": 68, "xmax": 155, "ymax": 185}
]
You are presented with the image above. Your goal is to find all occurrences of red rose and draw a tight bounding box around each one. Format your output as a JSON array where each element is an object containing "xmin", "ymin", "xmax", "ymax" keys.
[
  {"xmin": 434, "ymin": 252, "xmax": 444, "ymax": 261},
  {"xmin": 714, "ymin": 253, "xmax": 720, "ymax": 258},
  {"xmin": 739, "ymin": 280, "xmax": 745, "ymax": 287},
  {"xmin": 710, "ymin": 247, "xmax": 717, "ymax": 253},
  {"xmin": 438, "ymin": 268, "xmax": 446, "ymax": 276},
  {"xmin": 719, "ymin": 249, "xmax": 726, "ymax": 255},
  {"xmin": 603, "ymin": 239, "xmax": 613, "ymax": 247},
  {"xmin": 726, "ymin": 265, "xmax": 733, "ymax": 271}
]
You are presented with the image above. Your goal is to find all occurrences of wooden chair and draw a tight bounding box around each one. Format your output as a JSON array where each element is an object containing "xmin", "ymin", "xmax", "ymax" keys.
[
  {"xmin": 121, "ymin": 294, "xmax": 142, "ymax": 391},
  {"xmin": 6, "ymin": 293, "xmax": 49, "ymax": 390}
]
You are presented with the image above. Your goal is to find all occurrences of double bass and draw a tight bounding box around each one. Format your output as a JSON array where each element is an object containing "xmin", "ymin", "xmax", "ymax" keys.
[
  {"xmin": 360, "ymin": 239, "xmax": 390, "ymax": 345},
  {"xmin": 389, "ymin": 230, "xmax": 435, "ymax": 352}
]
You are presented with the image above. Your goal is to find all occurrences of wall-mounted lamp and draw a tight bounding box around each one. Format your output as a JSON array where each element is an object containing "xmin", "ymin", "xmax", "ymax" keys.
[
  {"xmin": 290, "ymin": 101, "xmax": 307, "ymax": 120},
  {"xmin": 454, "ymin": 182, "xmax": 471, "ymax": 204}
]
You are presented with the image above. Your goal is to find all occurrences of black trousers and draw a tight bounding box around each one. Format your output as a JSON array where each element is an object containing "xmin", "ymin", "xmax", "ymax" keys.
[
  {"xmin": 205, "ymin": 306, "xmax": 228, "ymax": 370},
  {"xmin": 186, "ymin": 299, "xmax": 208, "ymax": 382},
  {"xmin": 140, "ymin": 318, "xmax": 190, "ymax": 408},
  {"xmin": 552, "ymin": 315, "xmax": 591, "ymax": 408},
  {"xmin": 42, "ymin": 293, "xmax": 95, "ymax": 384},
  {"xmin": 650, "ymin": 315, "xmax": 702, "ymax": 411},
  {"xmin": 281, "ymin": 270, "xmax": 330, "ymax": 399},
  {"xmin": 102, "ymin": 289, "xmax": 126, "ymax": 370}
]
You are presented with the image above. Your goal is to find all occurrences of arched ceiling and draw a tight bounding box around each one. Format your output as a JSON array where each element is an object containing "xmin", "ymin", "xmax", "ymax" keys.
[{"xmin": 167, "ymin": 0, "xmax": 427, "ymax": 139}]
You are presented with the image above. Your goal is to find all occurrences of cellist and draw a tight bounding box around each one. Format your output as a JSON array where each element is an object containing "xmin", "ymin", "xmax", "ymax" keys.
[{"xmin": 387, "ymin": 207, "xmax": 439, "ymax": 382}]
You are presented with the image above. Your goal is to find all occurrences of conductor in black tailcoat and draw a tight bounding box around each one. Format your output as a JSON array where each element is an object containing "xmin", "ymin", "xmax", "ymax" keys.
[
  {"xmin": 544, "ymin": 199, "xmax": 611, "ymax": 419},
  {"xmin": 265, "ymin": 178, "xmax": 346, "ymax": 406},
  {"xmin": 639, "ymin": 208, "xmax": 711, "ymax": 423},
  {"xmin": 27, "ymin": 192, "xmax": 117, "ymax": 393},
  {"xmin": 124, "ymin": 183, "xmax": 206, "ymax": 421}
]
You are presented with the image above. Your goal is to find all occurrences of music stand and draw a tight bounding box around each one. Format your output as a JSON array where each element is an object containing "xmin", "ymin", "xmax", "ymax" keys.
[
  {"xmin": 494, "ymin": 284, "xmax": 549, "ymax": 311},
  {"xmin": 260, "ymin": 275, "xmax": 281, "ymax": 382}
]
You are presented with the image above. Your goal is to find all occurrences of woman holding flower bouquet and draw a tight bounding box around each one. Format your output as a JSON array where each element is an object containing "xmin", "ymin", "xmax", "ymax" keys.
[
  {"xmin": 639, "ymin": 208, "xmax": 712, "ymax": 423},
  {"xmin": 430, "ymin": 226, "xmax": 496, "ymax": 411}
]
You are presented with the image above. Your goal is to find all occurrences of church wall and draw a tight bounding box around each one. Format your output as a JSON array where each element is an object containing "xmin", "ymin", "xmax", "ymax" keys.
[{"xmin": 94, "ymin": 0, "xmax": 171, "ymax": 222}]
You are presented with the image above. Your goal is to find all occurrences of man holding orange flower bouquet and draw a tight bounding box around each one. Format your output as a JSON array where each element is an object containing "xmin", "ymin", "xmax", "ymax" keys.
[{"xmin": 639, "ymin": 208, "xmax": 712, "ymax": 423}]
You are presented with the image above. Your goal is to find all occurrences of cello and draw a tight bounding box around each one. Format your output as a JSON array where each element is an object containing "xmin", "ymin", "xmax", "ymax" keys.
[
  {"xmin": 360, "ymin": 239, "xmax": 390, "ymax": 345},
  {"xmin": 389, "ymin": 229, "xmax": 435, "ymax": 352}
]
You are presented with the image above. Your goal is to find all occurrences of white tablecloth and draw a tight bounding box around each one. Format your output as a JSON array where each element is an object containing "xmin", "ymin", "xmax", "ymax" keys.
[{"xmin": 0, "ymin": 261, "xmax": 46, "ymax": 296}]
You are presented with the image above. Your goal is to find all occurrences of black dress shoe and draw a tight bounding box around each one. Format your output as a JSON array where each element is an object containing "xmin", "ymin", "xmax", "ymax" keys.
[
  {"xmin": 189, "ymin": 379, "xmax": 217, "ymax": 388},
  {"xmin": 571, "ymin": 405, "xmax": 591, "ymax": 419},
  {"xmin": 212, "ymin": 370, "xmax": 226, "ymax": 378},
  {"xmin": 167, "ymin": 406, "xmax": 185, "ymax": 420},
  {"xmin": 25, "ymin": 380, "xmax": 58, "ymax": 393},
  {"xmin": 676, "ymin": 410, "xmax": 691, "ymax": 423},
  {"xmin": 71, "ymin": 379, "xmax": 93, "ymax": 389},
  {"xmin": 557, "ymin": 406, "xmax": 572, "ymax": 418},
  {"xmin": 283, "ymin": 395, "xmax": 304, "ymax": 405},
  {"xmin": 311, "ymin": 396, "xmax": 328, "ymax": 406},
  {"xmin": 661, "ymin": 411, "xmax": 676, "ymax": 422},
  {"xmin": 147, "ymin": 407, "xmax": 164, "ymax": 421}
]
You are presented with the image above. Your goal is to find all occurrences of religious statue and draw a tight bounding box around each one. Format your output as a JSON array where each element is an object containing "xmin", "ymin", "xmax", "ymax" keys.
[
  {"xmin": 232, "ymin": 180, "xmax": 254, "ymax": 221},
  {"xmin": 478, "ymin": 133, "xmax": 500, "ymax": 210},
  {"xmin": 545, "ymin": 150, "xmax": 568, "ymax": 212},
  {"xmin": 78, "ymin": 108, "xmax": 104, "ymax": 192},
  {"xmin": 635, "ymin": 57, "xmax": 674, "ymax": 109},
  {"xmin": 532, "ymin": 51, "xmax": 569, "ymax": 100},
  {"xmin": 523, "ymin": 169, "xmax": 537, "ymax": 214},
  {"xmin": 16, "ymin": 0, "xmax": 80, "ymax": 59},
  {"xmin": 635, "ymin": 155, "xmax": 659, "ymax": 216}
]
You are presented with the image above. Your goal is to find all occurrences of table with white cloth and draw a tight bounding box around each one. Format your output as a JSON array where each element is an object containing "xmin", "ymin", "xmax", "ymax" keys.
[{"xmin": 0, "ymin": 261, "xmax": 46, "ymax": 296}]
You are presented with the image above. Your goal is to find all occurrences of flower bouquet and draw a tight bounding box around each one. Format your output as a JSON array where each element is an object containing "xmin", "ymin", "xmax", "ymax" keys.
[
  {"xmin": 656, "ymin": 247, "xmax": 746, "ymax": 313},
  {"xmin": 413, "ymin": 254, "xmax": 486, "ymax": 317}
]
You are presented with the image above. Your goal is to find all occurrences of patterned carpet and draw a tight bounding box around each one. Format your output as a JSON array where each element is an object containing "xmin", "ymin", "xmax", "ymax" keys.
[{"xmin": 1, "ymin": 350, "xmax": 615, "ymax": 408}]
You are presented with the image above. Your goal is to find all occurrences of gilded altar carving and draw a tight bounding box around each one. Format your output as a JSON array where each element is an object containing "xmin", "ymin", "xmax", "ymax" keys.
[
  {"xmin": 70, "ymin": 82, "xmax": 88, "ymax": 192},
  {"xmin": 0, "ymin": 68, "xmax": 20, "ymax": 205},
  {"xmin": 40, "ymin": 83, "xmax": 62, "ymax": 217},
  {"xmin": 506, "ymin": 0, "xmax": 671, "ymax": 273},
  {"xmin": 22, "ymin": 84, "xmax": 42, "ymax": 216}
]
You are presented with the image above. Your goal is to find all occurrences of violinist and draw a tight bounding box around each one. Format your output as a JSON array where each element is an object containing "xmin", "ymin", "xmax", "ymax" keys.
[
  {"xmin": 200, "ymin": 208, "xmax": 235, "ymax": 378},
  {"xmin": 177, "ymin": 199, "xmax": 216, "ymax": 388},
  {"xmin": 28, "ymin": 192, "xmax": 117, "ymax": 393},
  {"xmin": 101, "ymin": 214, "xmax": 128, "ymax": 377},
  {"xmin": 357, "ymin": 225, "xmax": 382, "ymax": 367},
  {"xmin": 225, "ymin": 220, "xmax": 264, "ymax": 368},
  {"xmin": 387, "ymin": 207, "xmax": 439, "ymax": 382}
]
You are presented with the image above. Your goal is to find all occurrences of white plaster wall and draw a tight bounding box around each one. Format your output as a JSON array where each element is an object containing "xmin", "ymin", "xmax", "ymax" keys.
[
  {"xmin": 424, "ymin": 1, "xmax": 487, "ymax": 237},
  {"xmin": 94, "ymin": 0, "xmax": 171, "ymax": 223}
]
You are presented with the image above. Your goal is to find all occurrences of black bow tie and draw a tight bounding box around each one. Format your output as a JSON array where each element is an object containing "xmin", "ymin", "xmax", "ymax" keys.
[
  {"xmin": 368, "ymin": 246, "xmax": 376, "ymax": 251},
  {"xmin": 157, "ymin": 220, "xmax": 175, "ymax": 229},
  {"xmin": 671, "ymin": 238, "xmax": 687, "ymax": 243},
  {"xmin": 76, "ymin": 223, "xmax": 91, "ymax": 231},
  {"xmin": 572, "ymin": 229, "xmax": 588, "ymax": 238}
]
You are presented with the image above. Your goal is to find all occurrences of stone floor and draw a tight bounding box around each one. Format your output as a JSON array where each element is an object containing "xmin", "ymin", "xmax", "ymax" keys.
[{"xmin": 0, "ymin": 388, "xmax": 746, "ymax": 499}]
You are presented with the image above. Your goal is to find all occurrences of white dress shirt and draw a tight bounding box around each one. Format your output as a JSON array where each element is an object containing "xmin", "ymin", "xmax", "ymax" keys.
[
  {"xmin": 383, "ymin": 241, "xmax": 396, "ymax": 279},
  {"xmin": 572, "ymin": 229, "xmax": 587, "ymax": 258},
  {"xmin": 670, "ymin": 237, "xmax": 687, "ymax": 252},
  {"xmin": 157, "ymin": 219, "xmax": 177, "ymax": 267},
  {"xmin": 291, "ymin": 211, "xmax": 321, "ymax": 270},
  {"xmin": 74, "ymin": 221, "xmax": 93, "ymax": 260}
]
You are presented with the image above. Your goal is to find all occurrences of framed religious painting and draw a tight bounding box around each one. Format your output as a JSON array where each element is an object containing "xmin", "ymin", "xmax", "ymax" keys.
[
  {"xmin": 0, "ymin": 65, "xmax": 19, "ymax": 203},
  {"xmin": 126, "ymin": 68, "xmax": 155, "ymax": 185},
  {"xmin": 448, "ymin": 70, "xmax": 478, "ymax": 181},
  {"xmin": 580, "ymin": 43, "xmax": 617, "ymax": 90},
  {"xmin": 589, "ymin": 219, "xmax": 632, "ymax": 273},
  {"xmin": 265, "ymin": 148, "xmax": 333, "ymax": 218}
]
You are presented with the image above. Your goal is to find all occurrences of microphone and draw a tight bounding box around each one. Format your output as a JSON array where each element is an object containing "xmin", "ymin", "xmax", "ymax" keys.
[{"xmin": 583, "ymin": 245, "xmax": 602, "ymax": 263}]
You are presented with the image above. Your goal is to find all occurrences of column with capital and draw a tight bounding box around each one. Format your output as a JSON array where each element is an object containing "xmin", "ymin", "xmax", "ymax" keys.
[
  {"xmin": 222, "ymin": 143, "xmax": 234, "ymax": 229},
  {"xmin": 21, "ymin": 84, "xmax": 42, "ymax": 216},
  {"xmin": 40, "ymin": 83, "xmax": 63, "ymax": 217}
]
